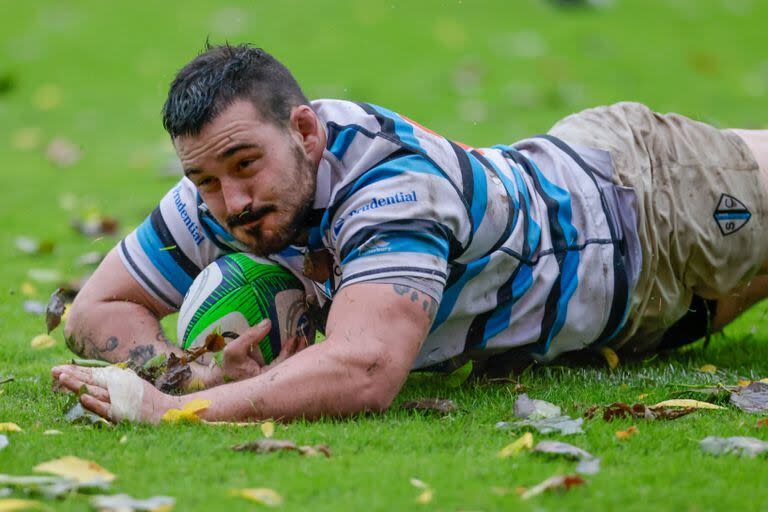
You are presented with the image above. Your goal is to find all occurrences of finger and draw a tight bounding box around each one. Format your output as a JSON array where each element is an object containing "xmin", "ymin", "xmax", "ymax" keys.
[
  {"xmin": 224, "ymin": 319, "xmax": 271, "ymax": 358},
  {"xmin": 80, "ymin": 394, "xmax": 113, "ymax": 422},
  {"xmin": 55, "ymin": 365, "xmax": 96, "ymax": 383},
  {"xmin": 58, "ymin": 372, "xmax": 88, "ymax": 394}
]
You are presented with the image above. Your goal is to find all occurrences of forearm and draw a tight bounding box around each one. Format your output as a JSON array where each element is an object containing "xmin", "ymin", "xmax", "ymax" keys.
[
  {"xmin": 187, "ymin": 337, "xmax": 404, "ymax": 422},
  {"xmin": 64, "ymin": 299, "xmax": 181, "ymax": 366}
]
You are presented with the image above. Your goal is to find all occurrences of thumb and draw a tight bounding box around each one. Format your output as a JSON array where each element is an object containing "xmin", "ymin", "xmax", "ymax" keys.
[{"xmin": 224, "ymin": 319, "xmax": 271, "ymax": 358}]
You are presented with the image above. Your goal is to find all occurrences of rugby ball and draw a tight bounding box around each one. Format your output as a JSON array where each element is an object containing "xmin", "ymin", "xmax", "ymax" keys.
[{"xmin": 177, "ymin": 253, "xmax": 310, "ymax": 364}]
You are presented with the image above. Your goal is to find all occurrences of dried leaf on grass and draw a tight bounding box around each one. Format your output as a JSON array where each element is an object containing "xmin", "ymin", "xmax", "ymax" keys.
[
  {"xmin": 261, "ymin": 421, "xmax": 275, "ymax": 438},
  {"xmin": 0, "ymin": 424, "xmax": 22, "ymax": 433},
  {"xmin": 532, "ymin": 441, "xmax": 593, "ymax": 460},
  {"xmin": 0, "ymin": 498, "xmax": 45, "ymax": 511},
  {"xmin": 64, "ymin": 403, "xmax": 111, "ymax": 427},
  {"xmin": 45, "ymin": 289, "xmax": 69, "ymax": 334},
  {"xmin": 651, "ymin": 399, "xmax": 724, "ymax": 410},
  {"xmin": 33, "ymin": 456, "xmax": 115, "ymax": 484},
  {"xmin": 23, "ymin": 301, "xmax": 46, "ymax": 315},
  {"xmin": 594, "ymin": 402, "xmax": 696, "ymax": 421},
  {"xmin": 232, "ymin": 439, "xmax": 331, "ymax": 458},
  {"xmin": 445, "ymin": 360, "xmax": 473, "ymax": 388},
  {"xmin": 90, "ymin": 494, "xmax": 175, "ymax": 511},
  {"xmin": 575, "ymin": 457, "xmax": 601, "ymax": 475},
  {"xmin": 401, "ymin": 398, "xmax": 457, "ymax": 414},
  {"xmin": 730, "ymin": 382, "xmax": 768, "ymax": 413},
  {"xmin": 42, "ymin": 430, "xmax": 61, "ymax": 436},
  {"xmin": 700, "ymin": 436, "xmax": 768, "ymax": 458},
  {"xmin": 30, "ymin": 335, "xmax": 56, "ymax": 350},
  {"xmin": 14, "ymin": 237, "xmax": 55, "ymax": 255},
  {"xmin": 497, "ymin": 432, "xmax": 533, "ymax": 458},
  {"xmin": 599, "ymin": 347, "xmax": 619, "ymax": 369},
  {"xmin": 514, "ymin": 394, "xmax": 561, "ymax": 420},
  {"xmin": 615, "ymin": 426, "xmax": 639, "ymax": 440},
  {"xmin": 497, "ymin": 416, "xmax": 584, "ymax": 436},
  {"xmin": 152, "ymin": 354, "xmax": 191, "ymax": 394},
  {"xmin": 161, "ymin": 399, "xmax": 211, "ymax": 423},
  {"xmin": 230, "ymin": 488, "xmax": 283, "ymax": 507},
  {"xmin": 70, "ymin": 216, "xmax": 119, "ymax": 238},
  {"xmin": 698, "ymin": 364, "xmax": 717, "ymax": 374},
  {"xmin": 0, "ymin": 474, "xmax": 108, "ymax": 499},
  {"xmin": 184, "ymin": 333, "xmax": 226, "ymax": 364},
  {"xmin": 410, "ymin": 478, "xmax": 434, "ymax": 505},
  {"xmin": 520, "ymin": 475, "xmax": 585, "ymax": 500}
]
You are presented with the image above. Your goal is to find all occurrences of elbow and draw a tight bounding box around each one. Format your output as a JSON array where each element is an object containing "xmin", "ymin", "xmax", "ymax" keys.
[{"xmin": 353, "ymin": 354, "xmax": 406, "ymax": 413}]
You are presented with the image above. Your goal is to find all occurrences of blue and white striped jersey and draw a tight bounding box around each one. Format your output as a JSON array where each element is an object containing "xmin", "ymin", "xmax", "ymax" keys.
[{"xmin": 119, "ymin": 99, "xmax": 640, "ymax": 368}]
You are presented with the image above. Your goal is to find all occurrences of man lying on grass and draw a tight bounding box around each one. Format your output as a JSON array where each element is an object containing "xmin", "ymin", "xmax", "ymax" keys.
[{"xmin": 52, "ymin": 43, "xmax": 768, "ymax": 423}]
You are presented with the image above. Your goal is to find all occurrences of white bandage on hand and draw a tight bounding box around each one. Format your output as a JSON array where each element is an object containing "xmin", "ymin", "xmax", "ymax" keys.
[{"xmin": 90, "ymin": 366, "xmax": 145, "ymax": 422}]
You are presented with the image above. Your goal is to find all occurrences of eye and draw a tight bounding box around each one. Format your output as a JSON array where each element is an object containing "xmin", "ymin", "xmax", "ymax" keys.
[{"xmin": 238, "ymin": 159, "xmax": 254, "ymax": 170}]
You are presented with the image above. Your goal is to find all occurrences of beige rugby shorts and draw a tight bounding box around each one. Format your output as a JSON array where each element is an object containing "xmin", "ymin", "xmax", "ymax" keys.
[{"xmin": 549, "ymin": 102, "xmax": 767, "ymax": 353}]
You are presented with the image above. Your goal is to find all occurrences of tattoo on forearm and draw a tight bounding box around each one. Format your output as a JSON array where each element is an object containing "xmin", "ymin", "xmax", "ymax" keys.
[
  {"xmin": 391, "ymin": 284, "xmax": 439, "ymax": 322},
  {"xmin": 65, "ymin": 334, "xmax": 118, "ymax": 359},
  {"xmin": 128, "ymin": 345, "xmax": 156, "ymax": 366}
]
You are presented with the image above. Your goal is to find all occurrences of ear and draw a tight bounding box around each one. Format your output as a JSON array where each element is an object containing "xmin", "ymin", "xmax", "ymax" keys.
[{"xmin": 290, "ymin": 105, "xmax": 325, "ymax": 161}]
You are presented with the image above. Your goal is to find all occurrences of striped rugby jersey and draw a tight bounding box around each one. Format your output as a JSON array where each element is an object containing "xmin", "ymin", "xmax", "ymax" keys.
[{"xmin": 119, "ymin": 99, "xmax": 641, "ymax": 368}]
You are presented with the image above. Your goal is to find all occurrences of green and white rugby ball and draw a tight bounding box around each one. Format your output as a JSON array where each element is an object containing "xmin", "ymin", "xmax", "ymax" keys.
[{"xmin": 177, "ymin": 253, "xmax": 310, "ymax": 364}]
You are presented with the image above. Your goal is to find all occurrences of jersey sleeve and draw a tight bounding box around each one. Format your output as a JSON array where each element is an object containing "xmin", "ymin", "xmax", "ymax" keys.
[
  {"xmin": 331, "ymin": 153, "xmax": 469, "ymax": 293},
  {"xmin": 118, "ymin": 178, "xmax": 224, "ymax": 310}
]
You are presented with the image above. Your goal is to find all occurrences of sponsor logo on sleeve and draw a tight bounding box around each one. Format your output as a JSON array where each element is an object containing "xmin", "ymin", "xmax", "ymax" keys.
[
  {"xmin": 332, "ymin": 190, "xmax": 418, "ymax": 238},
  {"xmin": 173, "ymin": 186, "xmax": 206, "ymax": 245}
]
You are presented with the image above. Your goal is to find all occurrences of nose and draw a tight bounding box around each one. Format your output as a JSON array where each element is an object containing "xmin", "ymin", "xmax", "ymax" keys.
[{"xmin": 220, "ymin": 177, "xmax": 252, "ymax": 216}]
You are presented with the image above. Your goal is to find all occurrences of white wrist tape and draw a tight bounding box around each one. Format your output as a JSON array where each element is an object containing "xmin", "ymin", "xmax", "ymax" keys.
[{"xmin": 90, "ymin": 366, "xmax": 145, "ymax": 422}]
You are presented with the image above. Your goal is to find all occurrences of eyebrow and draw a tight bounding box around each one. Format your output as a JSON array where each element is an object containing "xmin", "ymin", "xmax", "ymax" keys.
[{"xmin": 217, "ymin": 142, "xmax": 261, "ymax": 159}]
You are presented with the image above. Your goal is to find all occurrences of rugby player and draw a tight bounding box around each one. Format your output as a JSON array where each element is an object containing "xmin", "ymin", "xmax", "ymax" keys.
[{"xmin": 52, "ymin": 44, "xmax": 768, "ymax": 423}]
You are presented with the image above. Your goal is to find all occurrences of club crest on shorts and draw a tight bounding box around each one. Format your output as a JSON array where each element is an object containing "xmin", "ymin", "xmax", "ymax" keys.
[{"xmin": 713, "ymin": 193, "xmax": 751, "ymax": 236}]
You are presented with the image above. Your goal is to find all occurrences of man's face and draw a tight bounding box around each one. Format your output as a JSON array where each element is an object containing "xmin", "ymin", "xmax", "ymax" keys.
[{"xmin": 175, "ymin": 100, "xmax": 318, "ymax": 256}]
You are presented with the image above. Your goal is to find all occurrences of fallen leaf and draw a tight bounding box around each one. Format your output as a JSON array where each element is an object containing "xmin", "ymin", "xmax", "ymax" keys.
[
  {"xmin": 23, "ymin": 301, "xmax": 46, "ymax": 315},
  {"xmin": 34, "ymin": 456, "xmax": 115, "ymax": 484},
  {"xmin": 731, "ymin": 382, "xmax": 768, "ymax": 413},
  {"xmin": 30, "ymin": 335, "xmax": 56, "ymax": 350},
  {"xmin": 415, "ymin": 489, "xmax": 433, "ymax": 504},
  {"xmin": 153, "ymin": 354, "xmax": 191, "ymax": 394},
  {"xmin": 261, "ymin": 421, "xmax": 275, "ymax": 438},
  {"xmin": 651, "ymin": 399, "xmax": 724, "ymax": 410},
  {"xmin": 20, "ymin": 282, "xmax": 37, "ymax": 297},
  {"xmin": 45, "ymin": 288, "xmax": 73, "ymax": 333},
  {"xmin": 409, "ymin": 478, "xmax": 429, "ymax": 490},
  {"xmin": 700, "ymin": 436, "xmax": 768, "ymax": 457},
  {"xmin": 445, "ymin": 360, "xmax": 473, "ymax": 388},
  {"xmin": 0, "ymin": 424, "xmax": 22, "ymax": 433},
  {"xmin": 70, "ymin": 215, "xmax": 119, "ymax": 237},
  {"xmin": 615, "ymin": 426, "xmax": 639, "ymax": 440},
  {"xmin": 401, "ymin": 398, "xmax": 457, "ymax": 414},
  {"xmin": 232, "ymin": 439, "xmax": 331, "ymax": 458},
  {"xmin": 0, "ymin": 435, "xmax": 7, "ymax": 451},
  {"xmin": 42, "ymin": 430, "xmax": 61, "ymax": 436},
  {"xmin": 0, "ymin": 474, "xmax": 108, "ymax": 498},
  {"xmin": 119, "ymin": 435, "xmax": 128, "ymax": 444},
  {"xmin": 521, "ymin": 475, "xmax": 585, "ymax": 500},
  {"xmin": 230, "ymin": 488, "xmax": 283, "ymax": 507},
  {"xmin": 45, "ymin": 138, "xmax": 81, "ymax": 168},
  {"xmin": 637, "ymin": 393, "xmax": 649, "ymax": 400},
  {"xmin": 599, "ymin": 347, "xmax": 619, "ymax": 369},
  {"xmin": 0, "ymin": 499, "xmax": 44, "ymax": 511},
  {"xmin": 161, "ymin": 399, "xmax": 211, "ymax": 423},
  {"xmin": 497, "ymin": 432, "xmax": 534, "ymax": 458},
  {"xmin": 90, "ymin": 494, "xmax": 175, "ymax": 511},
  {"xmin": 600, "ymin": 402, "xmax": 696, "ymax": 421},
  {"xmin": 533, "ymin": 440, "xmax": 593, "ymax": 460},
  {"xmin": 698, "ymin": 364, "xmax": 717, "ymax": 374},
  {"xmin": 14, "ymin": 237, "xmax": 54, "ymax": 255},
  {"xmin": 575, "ymin": 457, "xmax": 601, "ymax": 475},
  {"xmin": 514, "ymin": 394, "xmax": 561, "ymax": 419},
  {"xmin": 64, "ymin": 403, "xmax": 111, "ymax": 426},
  {"xmin": 757, "ymin": 418, "xmax": 768, "ymax": 428},
  {"xmin": 498, "ymin": 415, "xmax": 584, "ymax": 436}
]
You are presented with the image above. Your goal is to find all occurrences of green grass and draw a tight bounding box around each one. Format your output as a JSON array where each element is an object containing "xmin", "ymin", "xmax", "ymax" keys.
[{"xmin": 2, "ymin": 0, "xmax": 768, "ymax": 510}]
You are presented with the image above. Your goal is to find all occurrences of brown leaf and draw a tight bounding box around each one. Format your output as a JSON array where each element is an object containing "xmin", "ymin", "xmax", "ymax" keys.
[
  {"xmin": 731, "ymin": 382, "xmax": 768, "ymax": 413},
  {"xmin": 185, "ymin": 333, "xmax": 226, "ymax": 363},
  {"xmin": 532, "ymin": 441, "xmax": 593, "ymax": 460},
  {"xmin": 520, "ymin": 475, "xmax": 585, "ymax": 500},
  {"xmin": 601, "ymin": 402, "xmax": 696, "ymax": 421},
  {"xmin": 232, "ymin": 439, "xmax": 331, "ymax": 458},
  {"xmin": 401, "ymin": 398, "xmax": 457, "ymax": 414},
  {"xmin": 153, "ymin": 354, "xmax": 191, "ymax": 394},
  {"xmin": 71, "ymin": 216, "xmax": 119, "ymax": 237},
  {"xmin": 615, "ymin": 426, "xmax": 639, "ymax": 440},
  {"xmin": 45, "ymin": 288, "xmax": 70, "ymax": 333}
]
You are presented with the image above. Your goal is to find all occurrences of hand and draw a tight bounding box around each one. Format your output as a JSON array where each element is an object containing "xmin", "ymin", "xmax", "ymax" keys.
[
  {"xmin": 51, "ymin": 364, "xmax": 179, "ymax": 424},
  {"xmin": 221, "ymin": 319, "xmax": 308, "ymax": 383}
]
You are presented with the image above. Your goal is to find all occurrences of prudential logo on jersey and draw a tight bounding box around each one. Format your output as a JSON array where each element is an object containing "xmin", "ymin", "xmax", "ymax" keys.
[{"xmin": 332, "ymin": 190, "xmax": 418, "ymax": 237}]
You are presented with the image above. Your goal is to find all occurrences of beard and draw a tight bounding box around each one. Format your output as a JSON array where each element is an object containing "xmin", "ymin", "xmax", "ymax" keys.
[{"xmin": 226, "ymin": 144, "xmax": 316, "ymax": 257}]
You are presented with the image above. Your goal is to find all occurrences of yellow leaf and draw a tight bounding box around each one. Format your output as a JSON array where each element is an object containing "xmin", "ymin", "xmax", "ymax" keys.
[
  {"xmin": 0, "ymin": 498, "xmax": 44, "ymax": 511},
  {"xmin": 261, "ymin": 421, "xmax": 275, "ymax": 438},
  {"xmin": 416, "ymin": 489, "xmax": 434, "ymax": 504},
  {"xmin": 119, "ymin": 435, "xmax": 128, "ymax": 444},
  {"xmin": 652, "ymin": 399, "xmax": 725, "ymax": 410},
  {"xmin": 616, "ymin": 426, "xmax": 639, "ymax": 440},
  {"xmin": 738, "ymin": 379, "xmax": 752, "ymax": 387},
  {"xmin": 30, "ymin": 335, "xmax": 56, "ymax": 350},
  {"xmin": 599, "ymin": 347, "xmax": 619, "ymax": 369},
  {"xmin": 497, "ymin": 432, "xmax": 534, "ymax": 458},
  {"xmin": 20, "ymin": 282, "xmax": 38, "ymax": 296},
  {"xmin": 33, "ymin": 455, "xmax": 116, "ymax": 483},
  {"xmin": 162, "ymin": 399, "xmax": 211, "ymax": 423},
  {"xmin": 760, "ymin": 378, "xmax": 768, "ymax": 384},
  {"xmin": 230, "ymin": 488, "xmax": 283, "ymax": 507},
  {"xmin": 42, "ymin": 430, "xmax": 62, "ymax": 436},
  {"xmin": 0, "ymin": 423, "xmax": 22, "ymax": 433},
  {"xmin": 637, "ymin": 393, "xmax": 649, "ymax": 400},
  {"xmin": 698, "ymin": 364, "xmax": 717, "ymax": 374}
]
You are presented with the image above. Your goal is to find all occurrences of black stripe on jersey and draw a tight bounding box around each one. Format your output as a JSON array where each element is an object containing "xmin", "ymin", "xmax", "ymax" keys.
[
  {"xmin": 464, "ymin": 261, "xmax": 525, "ymax": 350},
  {"xmin": 354, "ymin": 102, "xmax": 398, "ymax": 144},
  {"xmin": 149, "ymin": 207, "xmax": 200, "ymax": 278},
  {"xmin": 534, "ymin": 134, "xmax": 629, "ymax": 346},
  {"xmin": 505, "ymin": 149, "xmax": 568, "ymax": 350},
  {"xmin": 338, "ymin": 218, "xmax": 462, "ymax": 263},
  {"xmin": 119, "ymin": 240, "xmax": 177, "ymax": 310},
  {"xmin": 340, "ymin": 266, "xmax": 448, "ymax": 286},
  {"xmin": 470, "ymin": 150, "xmax": 517, "ymax": 256},
  {"xmin": 449, "ymin": 141, "xmax": 478, "ymax": 246},
  {"xmin": 198, "ymin": 213, "xmax": 237, "ymax": 254},
  {"xmin": 445, "ymin": 263, "xmax": 467, "ymax": 289}
]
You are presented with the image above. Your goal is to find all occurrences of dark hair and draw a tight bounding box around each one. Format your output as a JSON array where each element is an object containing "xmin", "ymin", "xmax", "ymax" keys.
[{"xmin": 162, "ymin": 43, "xmax": 309, "ymax": 137}]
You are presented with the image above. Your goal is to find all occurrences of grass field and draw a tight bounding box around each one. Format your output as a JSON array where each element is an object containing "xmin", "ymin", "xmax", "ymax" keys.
[{"xmin": 2, "ymin": 1, "xmax": 768, "ymax": 510}]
